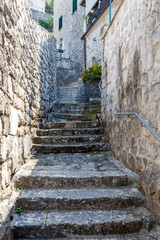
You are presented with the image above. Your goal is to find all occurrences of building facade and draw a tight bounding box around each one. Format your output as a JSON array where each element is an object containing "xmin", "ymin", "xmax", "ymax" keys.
[
  {"xmin": 81, "ymin": 0, "xmax": 121, "ymax": 68},
  {"xmin": 53, "ymin": 0, "xmax": 120, "ymax": 67},
  {"xmin": 53, "ymin": 0, "xmax": 84, "ymax": 65}
]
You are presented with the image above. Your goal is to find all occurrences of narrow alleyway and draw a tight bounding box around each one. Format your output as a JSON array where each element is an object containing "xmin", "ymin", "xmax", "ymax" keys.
[{"xmin": 11, "ymin": 78, "xmax": 157, "ymax": 239}]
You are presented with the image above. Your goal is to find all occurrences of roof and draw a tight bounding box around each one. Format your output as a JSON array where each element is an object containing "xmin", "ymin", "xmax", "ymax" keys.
[{"xmin": 81, "ymin": 0, "xmax": 113, "ymax": 40}]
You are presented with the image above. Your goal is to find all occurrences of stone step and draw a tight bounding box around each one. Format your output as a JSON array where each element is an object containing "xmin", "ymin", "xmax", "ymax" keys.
[
  {"xmin": 53, "ymin": 105, "xmax": 101, "ymax": 112},
  {"xmin": 16, "ymin": 187, "xmax": 144, "ymax": 211},
  {"xmin": 56, "ymin": 108, "xmax": 101, "ymax": 115},
  {"xmin": 52, "ymin": 113, "xmax": 98, "ymax": 121},
  {"xmin": 54, "ymin": 103, "xmax": 100, "ymax": 107},
  {"xmin": 14, "ymin": 236, "xmax": 154, "ymax": 240},
  {"xmin": 54, "ymin": 107, "xmax": 101, "ymax": 113},
  {"xmin": 36, "ymin": 127, "xmax": 104, "ymax": 136},
  {"xmin": 32, "ymin": 135, "xmax": 104, "ymax": 144},
  {"xmin": 32, "ymin": 142, "xmax": 107, "ymax": 154},
  {"xmin": 12, "ymin": 208, "xmax": 153, "ymax": 239},
  {"xmin": 15, "ymin": 169, "xmax": 132, "ymax": 189},
  {"xmin": 40, "ymin": 121, "xmax": 102, "ymax": 129},
  {"xmin": 54, "ymin": 103, "xmax": 100, "ymax": 106}
]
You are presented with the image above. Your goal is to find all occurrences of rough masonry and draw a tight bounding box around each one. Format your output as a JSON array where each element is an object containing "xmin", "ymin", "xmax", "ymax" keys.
[
  {"xmin": 0, "ymin": 0, "xmax": 56, "ymax": 238},
  {"xmin": 101, "ymin": 0, "xmax": 160, "ymax": 222}
]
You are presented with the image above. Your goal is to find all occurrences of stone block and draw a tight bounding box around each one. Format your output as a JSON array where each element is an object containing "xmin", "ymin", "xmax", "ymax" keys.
[
  {"xmin": 139, "ymin": 72, "xmax": 149, "ymax": 86},
  {"xmin": 139, "ymin": 138, "xmax": 146, "ymax": 155},
  {"xmin": 151, "ymin": 23, "xmax": 160, "ymax": 47},
  {"xmin": 9, "ymin": 106, "xmax": 18, "ymax": 136},
  {"xmin": 147, "ymin": 140, "xmax": 158, "ymax": 160},
  {"xmin": 2, "ymin": 116, "xmax": 10, "ymax": 136},
  {"xmin": 0, "ymin": 51, "xmax": 4, "ymax": 69},
  {"xmin": 131, "ymin": 137, "xmax": 137, "ymax": 155},
  {"xmin": 134, "ymin": 87, "xmax": 142, "ymax": 104},
  {"xmin": 0, "ymin": 70, "xmax": 2, "ymax": 87},
  {"xmin": 0, "ymin": 119, "xmax": 2, "ymax": 135},
  {"xmin": 149, "ymin": 82, "xmax": 160, "ymax": 101},
  {"xmin": 23, "ymin": 135, "xmax": 32, "ymax": 159},
  {"xmin": 128, "ymin": 153, "xmax": 135, "ymax": 171},
  {"xmin": 127, "ymin": 93, "xmax": 134, "ymax": 106},
  {"xmin": 0, "ymin": 90, "xmax": 5, "ymax": 115}
]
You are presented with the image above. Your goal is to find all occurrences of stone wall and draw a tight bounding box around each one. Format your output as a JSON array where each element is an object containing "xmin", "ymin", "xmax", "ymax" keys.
[
  {"xmin": 54, "ymin": 0, "xmax": 84, "ymax": 64},
  {"xmin": 56, "ymin": 58, "xmax": 82, "ymax": 87},
  {"xmin": 31, "ymin": 8, "xmax": 53, "ymax": 26},
  {"xmin": 101, "ymin": 0, "xmax": 160, "ymax": 222},
  {"xmin": 0, "ymin": 0, "xmax": 56, "ymax": 238},
  {"xmin": 85, "ymin": 0, "xmax": 120, "ymax": 67},
  {"xmin": 30, "ymin": 0, "xmax": 45, "ymax": 12}
]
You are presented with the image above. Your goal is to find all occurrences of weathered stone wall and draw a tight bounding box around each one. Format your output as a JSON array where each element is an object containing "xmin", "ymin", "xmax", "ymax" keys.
[
  {"xmin": 54, "ymin": 0, "xmax": 84, "ymax": 64},
  {"xmin": 85, "ymin": 0, "xmax": 120, "ymax": 67},
  {"xmin": 101, "ymin": 0, "xmax": 160, "ymax": 222},
  {"xmin": 0, "ymin": 0, "xmax": 56, "ymax": 238}
]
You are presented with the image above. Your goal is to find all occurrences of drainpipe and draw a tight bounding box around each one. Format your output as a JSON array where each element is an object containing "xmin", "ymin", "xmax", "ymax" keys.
[
  {"xmin": 83, "ymin": 38, "xmax": 87, "ymax": 69},
  {"xmin": 109, "ymin": 0, "xmax": 112, "ymax": 24}
]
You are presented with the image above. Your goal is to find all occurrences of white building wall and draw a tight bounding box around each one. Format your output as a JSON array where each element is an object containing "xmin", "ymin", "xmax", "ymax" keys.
[
  {"xmin": 30, "ymin": 0, "xmax": 45, "ymax": 12},
  {"xmin": 85, "ymin": 0, "xmax": 120, "ymax": 67},
  {"xmin": 86, "ymin": 0, "xmax": 97, "ymax": 15}
]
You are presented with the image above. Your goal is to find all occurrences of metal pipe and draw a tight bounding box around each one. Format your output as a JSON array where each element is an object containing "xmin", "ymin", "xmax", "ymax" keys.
[
  {"xmin": 99, "ymin": 80, "xmax": 160, "ymax": 142},
  {"xmin": 109, "ymin": 0, "xmax": 112, "ymax": 24}
]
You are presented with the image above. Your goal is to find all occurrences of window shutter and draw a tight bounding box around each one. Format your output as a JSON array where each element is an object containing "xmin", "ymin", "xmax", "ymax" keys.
[
  {"xmin": 59, "ymin": 16, "xmax": 63, "ymax": 30},
  {"xmin": 73, "ymin": 0, "xmax": 77, "ymax": 14}
]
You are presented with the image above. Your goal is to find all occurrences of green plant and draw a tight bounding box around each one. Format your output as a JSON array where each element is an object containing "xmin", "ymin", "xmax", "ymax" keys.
[
  {"xmin": 34, "ymin": 18, "xmax": 38, "ymax": 23},
  {"xmin": 45, "ymin": 0, "xmax": 54, "ymax": 15},
  {"xmin": 82, "ymin": 12, "xmax": 92, "ymax": 21},
  {"xmin": 42, "ymin": 149, "xmax": 50, "ymax": 154},
  {"xmin": 44, "ymin": 17, "xmax": 52, "ymax": 29},
  {"xmin": 82, "ymin": 64, "xmax": 102, "ymax": 83},
  {"xmin": 15, "ymin": 206, "xmax": 23, "ymax": 214},
  {"xmin": 133, "ymin": 183, "xmax": 139, "ymax": 189},
  {"xmin": 13, "ymin": 186, "xmax": 23, "ymax": 194}
]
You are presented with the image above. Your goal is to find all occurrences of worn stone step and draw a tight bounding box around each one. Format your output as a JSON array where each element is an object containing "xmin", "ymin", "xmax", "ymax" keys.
[
  {"xmin": 53, "ymin": 105, "xmax": 101, "ymax": 113},
  {"xmin": 15, "ymin": 169, "xmax": 132, "ymax": 189},
  {"xmin": 15, "ymin": 236, "xmax": 153, "ymax": 240},
  {"xmin": 32, "ymin": 135, "xmax": 104, "ymax": 144},
  {"xmin": 56, "ymin": 109, "xmax": 101, "ymax": 115},
  {"xmin": 54, "ymin": 103, "xmax": 100, "ymax": 107},
  {"xmin": 12, "ymin": 208, "xmax": 153, "ymax": 239},
  {"xmin": 40, "ymin": 121, "xmax": 102, "ymax": 129},
  {"xmin": 52, "ymin": 113, "xmax": 98, "ymax": 121},
  {"xmin": 15, "ymin": 235, "xmax": 154, "ymax": 240},
  {"xmin": 32, "ymin": 142, "xmax": 107, "ymax": 154},
  {"xmin": 36, "ymin": 127, "xmax": 104, "ymax": 136},
  {"xmin": 16, "ymin": 188, "xmax": 144, "ymax": 211}
]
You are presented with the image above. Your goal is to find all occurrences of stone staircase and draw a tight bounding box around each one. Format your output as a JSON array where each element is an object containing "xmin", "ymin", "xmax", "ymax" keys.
[
  {"xmin": 32, "ymin": 103, "xmax": 107, "ymax": 154},
  {"xmin": 11, "ymin": 101, "xmax": 157, "ymax": 239}
]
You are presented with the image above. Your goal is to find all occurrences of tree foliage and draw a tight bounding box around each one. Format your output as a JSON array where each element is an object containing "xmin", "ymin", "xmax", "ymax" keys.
[{"xmin": 45, "ymin": 0, "xmax": 54, "ymax": 15}]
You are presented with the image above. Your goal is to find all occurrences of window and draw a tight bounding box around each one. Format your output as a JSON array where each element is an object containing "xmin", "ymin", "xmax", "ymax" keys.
[
  {"xmin": 73, "ymin": 0, "xmax": 77, "ymax": 14},
  {"xmin": 59, "ymin": 16, "xmax": 63, "ymax": 30}
]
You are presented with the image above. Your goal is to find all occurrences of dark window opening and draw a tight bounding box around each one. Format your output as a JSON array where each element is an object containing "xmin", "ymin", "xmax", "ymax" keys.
[
  {"xmin": 73, "ymin": 0, "xmax": 77, "ymax": 14},
  {"xmin": 59, "ymin": 15, "xmax": 63, "ymax": 30}
]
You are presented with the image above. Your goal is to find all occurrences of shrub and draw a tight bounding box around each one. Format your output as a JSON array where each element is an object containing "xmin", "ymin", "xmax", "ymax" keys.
[
  {"xmin": 44, "ymin": 17, "xmax": 52, "ymax": 30},
  {"xmin": 82, "ymin": 64, "xmax": 102, "ymax": 83},
  {"xmin": 34, "ymin": 17, "xmax": 53, "ymax": 32}
]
